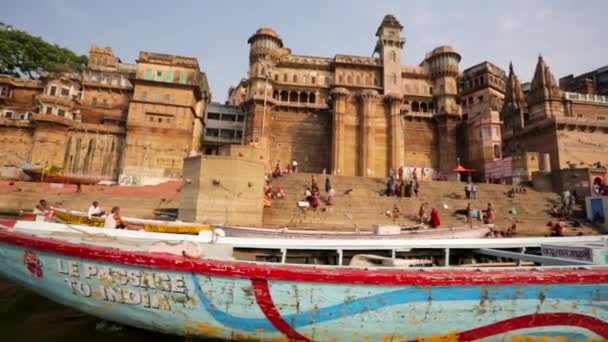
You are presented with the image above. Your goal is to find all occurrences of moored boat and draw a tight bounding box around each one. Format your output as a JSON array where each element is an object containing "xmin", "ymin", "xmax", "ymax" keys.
[
  {"xmin": 216, "ymin": 224, "xmax": 491, "ymax": 239},
  {"xmin": 49, "ymin": 208, "xmax": 213, "ymax": 234},
  {"xmin": 0, "ymin": 219, "xmax": 607, "ymax": 341},
  {"xmin": 22, "ymin": 168, "xmax": 110, "ymax": 185}
]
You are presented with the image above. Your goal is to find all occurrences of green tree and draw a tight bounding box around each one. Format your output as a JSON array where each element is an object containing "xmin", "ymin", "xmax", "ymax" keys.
[{"xmin": 0, "ymin": 25, "xmax": 87, "ymax": 78}]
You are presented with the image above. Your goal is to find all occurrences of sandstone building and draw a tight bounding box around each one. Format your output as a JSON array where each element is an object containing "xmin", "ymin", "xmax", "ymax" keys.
[
  {"xmin": 0, "ymin": 46, "xmax": 210, "ymax": 183},
  {"xmin": 228, "ymin": 15, "xmax": 463, "ymax": 177}
]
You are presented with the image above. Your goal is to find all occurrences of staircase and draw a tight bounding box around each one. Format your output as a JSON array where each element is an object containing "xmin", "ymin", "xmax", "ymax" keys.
[{"xmin": 263, "ymin": 173, "xmax": 592, "ymax": 236}]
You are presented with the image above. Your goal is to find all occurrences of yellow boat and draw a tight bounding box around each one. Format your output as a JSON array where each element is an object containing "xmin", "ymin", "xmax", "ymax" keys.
[{"xmin": 51, "ymin": 208, "xmax": 212, "ymax": 234}]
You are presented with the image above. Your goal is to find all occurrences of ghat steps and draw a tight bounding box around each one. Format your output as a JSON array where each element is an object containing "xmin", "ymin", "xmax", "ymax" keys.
[{"xmin": 263, "ymin": 173, "xmax": 590, "ymax": 236}]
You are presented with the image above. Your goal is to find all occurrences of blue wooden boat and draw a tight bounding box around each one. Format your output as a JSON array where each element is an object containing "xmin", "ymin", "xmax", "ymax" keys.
[{"xmin": 0, "ymin": 219, "xmax": 607, "ymax": 341}]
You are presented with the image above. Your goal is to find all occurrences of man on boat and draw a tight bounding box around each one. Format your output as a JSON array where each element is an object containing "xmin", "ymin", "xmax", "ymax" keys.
[
  {"xmin": 104, "ymin": 206, "xmax": 126, "ymax": 229},
  {"xmin": 33, "ymin": 200, "xmax": 51, "ymax": 215},
  {"xmin": 87, "ymin": 201, "xmax": 105, "ymax": 219}
]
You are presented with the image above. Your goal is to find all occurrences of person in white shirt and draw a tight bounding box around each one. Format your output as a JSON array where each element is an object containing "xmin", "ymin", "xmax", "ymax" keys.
[
  {"xmin": 291, "ymin": 159, "xmax": 298, "ymax": 173},
  {"xmin": 87, "ymin": 201, "xmax": 105, "ymax": 219},
  {"xmin": 104, "ymin": 206, "xmax": 125, "ymax": 229}
]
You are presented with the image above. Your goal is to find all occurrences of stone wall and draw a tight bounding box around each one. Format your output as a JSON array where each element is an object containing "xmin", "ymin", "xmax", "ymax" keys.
[
  {"xmin": 402, "ymin": 118, "xmax": 437, "ymax": 168},
  {"xmin": 557, "ymin": 129, "xmax": 608, "ymax": 169},
  {"xmin": 0, "ymin": 125, "xmax": 33, "ymax": 166},
  {"xmin": 178, "ymin": 155, "xmax": 264, "ymax": 226},
  {"xmin": 267, "ymin": 107, "xmax": 332, "ymax": 174},
  {"xmin": 63, "ymin": 132, "xmax": 123, "ymax": 177}
]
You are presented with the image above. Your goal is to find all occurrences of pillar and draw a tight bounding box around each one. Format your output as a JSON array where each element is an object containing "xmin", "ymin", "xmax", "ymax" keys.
[
  {"xmin": 357, "ymin": 90, "xmax": 379, "ymax": 177},
  {"xmin": 385, "ymin": 94, "xmax": 403, "ymax": 170},
  {"xmin": 436, "ymin": 113, "xmax": 460, "ymax": 174},
  {"xmin": 330, "ymin": 88, "xmax": 350, "ymax": 175}
]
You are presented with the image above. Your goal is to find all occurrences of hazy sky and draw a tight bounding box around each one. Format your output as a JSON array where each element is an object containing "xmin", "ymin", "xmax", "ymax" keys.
[{"xmin": 2, "ymin": 0, "xmax": 606, "ymax": 102}]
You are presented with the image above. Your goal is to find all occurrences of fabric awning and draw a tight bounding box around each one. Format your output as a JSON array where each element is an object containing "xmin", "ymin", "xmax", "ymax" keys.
[{"xmin": 453, "ymin": 164, "xmax": 476, "ymax": 172}]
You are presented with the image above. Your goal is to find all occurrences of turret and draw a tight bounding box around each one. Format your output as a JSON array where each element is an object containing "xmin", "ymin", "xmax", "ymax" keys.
[
  {"xmin": 246, "ymin": 28, "xmax": 284, "ymax": 100},
  {"xmin": 501, "ymin": 62, "xmax": 527, "ymax": 130},
  {"xmin": 374, "ymin": 15, "xmax": 405, "ymax": 95},
  {"xmin": 425, "ymin": 46, "xmax": 461, "ymax": 115},
  {"xmin": 527, "ymin": 55, "xmax": 564, "ymax": 121}
]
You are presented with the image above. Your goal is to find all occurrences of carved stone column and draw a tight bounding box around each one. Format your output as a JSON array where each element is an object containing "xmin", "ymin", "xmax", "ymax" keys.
[
  {"xmin": 330, "ymin": 88, "xmax": 350, "ymax": 175},
  {"xmin": 384, "ymin": 94, "xmax": 403, "ymax": 170},
  {"xmin": 357, "ymin": 90, "xmax": 379, "ymax": 177}
]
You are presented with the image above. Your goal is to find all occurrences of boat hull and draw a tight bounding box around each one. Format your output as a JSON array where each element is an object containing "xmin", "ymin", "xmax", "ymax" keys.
[
  {"xmin": 52, "ymin": 209, "xmax": 212, "ymax": 234},
  {"xmin": 219, "ymin": 225, "xmax": 490, "ymax": 239},
  {"xmin": 22, "ymin": 169, "xmax": 105, "ymax": 185},
  {"xmin": 0, "ymin": 229, "xmax": 607, "ymax": 341}
]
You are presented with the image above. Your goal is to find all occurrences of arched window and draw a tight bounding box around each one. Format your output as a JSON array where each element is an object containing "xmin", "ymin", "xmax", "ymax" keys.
[
  {"xmin": 289, "ymin": 91, "xmax": 298, "ymax": 102},
  {"xmin": 347, "ymin": 75, "xmax": 352, "ymax": 84},
  {"xmin": 493, "ymin": 144, "xmax": 501, "ymax": 159},
  {"xmin": 280, "ymin": 91, "xmax": 288, "ymax": 102},
  {"xmin": 299, "ymin": 92, "xmax": 308, "ymax": 103},
  {"xmin": 421, "ymin": 102, "xmax": 428, "ymax": 112},
  {"xmin": 283, "ymin": 74, "xmax": 288, "ymax": 82},
  {"xmin": 429, "ymin": 87, "xmax": 433, "ymax": 95},
  {"xmin": 390, "ymin": 50, "xmax": 397, "ymax": 62},
  {"xmin": 303, "ymin": 75, "xmax": 307, "ymax": 84},
  {"xmin": 429, "ymin": 102, "xmax": 435, "ymax": 112},
  {"xmin": 309, "ymin": 93, "xmax": 316, "ymax": 104},
  {"xmin": 274, "ymin": 74, "xmax": 278, "ymax": 81},
  {"xmin": 356, "ymin": 75, "xmax": 361, "ymax": 85},
  {"xmin": 293, "ymin": 74, "xmax": 297, "ymax": 83},
  {"xmin": 338, "ymin": 75, "xmax": 343, "ymax": 83},
  {"xmin": 272, "ymin": 90, "xmax": 279, "ymax": 100},
  {"xmin": 412, "ymin": 101, "xmax": 420, "ymax": 112},
  {"xmin": 365, "ymin": 76, "xmax": 370, "ymax": 85},
  {"xmin": 391, "ymin": 73, "xmax": 397, "ymax": 85}
]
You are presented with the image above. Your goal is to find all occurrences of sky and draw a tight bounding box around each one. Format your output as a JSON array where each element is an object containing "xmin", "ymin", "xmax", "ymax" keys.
[{"xmin": 2, "ymin": 0, "xmax": 606, "ymax": 102}]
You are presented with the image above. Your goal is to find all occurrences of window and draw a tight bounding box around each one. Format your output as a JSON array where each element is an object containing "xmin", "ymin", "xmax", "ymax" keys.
[
  {"xmin": 58, "ymin": 109, "xmax": 66, "ymax": 117},
  {"xmin": 49, "ymin": 86, "xmax": 57, "ymax": 96},
  {"xmin": 236, "ymin": 130, "xmax": 243, "ymax": 139},
  {"xmin": 112, "ymin": 78, "xmax": 118, "ymax": 86},
  {"xmin": 45, "ymin": 107, "xmax": 53, "ymax": 114},
  {"xmin": 483, "ymin": 127, "xmax": 492, "ymax": 138},
  {"xmin": 208, "ymin": 113, "xmax": 220, "ymax": 120},
  {"xmin": 179, "ymin": 74, "xmax": 188, "ymax": 84},
  {"xmin": 165, "ymin": 94, "xmax": 171, "ymax": 103},
  {"xmin": 5, "ymin": 111, "xmax": 13, "ymax": 119},
  {"xmin": 293, "ymin": 75, "xmax": 297, "ymax": 83},
  {"xmin": 283, "ymin": 74, "xmax": 288, "ymax": 82},
  {"xmin": 158, "ymin": 117, "xmax": 162, "ymax": 123},
  {"xmin": 390, "ymin": 50, "xmax": 397, "ymax": 62},
  {"xmin": 598, "ymin": 116, "xmax": 607, "ymax": 121},
  {"xmin": 0, "ymin": 86, "xmax": 9, "ymax": 96},
  {"xmin": 165, "ymin": 71, "xmax": 173, "ymax": 82},
  {"xmin": 152, "ymin": 93, "xmax": 160, "ymax": 102},
  {"xmin": 478, "ymin": 96, "xmax": 483, "ymax": 103},
  {"xmin": 206, "ymin": 128, "xmax": 219, "ymax": 137},
  {"xmin": 144, "ymin": 69, "xmax": 152, "ymax": 80},
  {"xmin": 155, "ymin": 71, "xmax": 162, "ymax": 81},
  {"xmin": 311, "ymin": 76, "xmax": 316, "ymax": 84},
  {"xmin": 91, "ymin": 97, "xmax": 97, "ymax": 106},
  {"xmin": 274, "ymin": 74, "xmax": 278, "ymax": 81},
  {"xmin": 493, "ymin": 144, "xmax": 501, "ymax": 159},
  {"xmin": 149, "ymin": 116, "xmax": 154, "ymax": 122},
  {"xmin": 391, "ymin": 73, "xmax": 397, "ymax": 85},
  {"xmin": 141, "ymin": 91, "xmax": 147, "ymax": 101},
  {"xmin": 237, "ymin": 115, "xmax": 244, "ymax": 122},
  {"xmin": 222, "ymin": 114, "xmax": 236, "ymax": 122},
  {"xmin": 102, "ymin": 99, "xmax": 108, "ymax": 107}
]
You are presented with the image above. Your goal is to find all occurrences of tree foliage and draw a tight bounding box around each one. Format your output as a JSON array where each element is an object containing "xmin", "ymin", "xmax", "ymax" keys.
[{"xmin": 0, "ymin": 24, "xmax": 87, "ymax": 78}]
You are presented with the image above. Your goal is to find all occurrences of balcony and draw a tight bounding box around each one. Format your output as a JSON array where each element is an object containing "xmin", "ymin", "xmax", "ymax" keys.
[
  {"xmin": 32, "ymin": 113, "xmax": 74, "ymax": 127},
  {"xmin": 565, "ymin": 92, "xmax": 608, "ymax": 104}
]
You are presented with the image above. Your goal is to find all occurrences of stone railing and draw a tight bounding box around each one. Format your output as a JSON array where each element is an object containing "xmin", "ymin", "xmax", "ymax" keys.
[{"xmin": 565, "ymin": 92, "xmax": 608, "ymax": 104}]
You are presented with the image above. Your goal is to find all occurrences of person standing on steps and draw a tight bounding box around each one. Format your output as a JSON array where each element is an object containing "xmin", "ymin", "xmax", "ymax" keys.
[
  {"xmin": 325, "ymin": 177, "xmax": 332, "ymax": 194},
  {"xmin": 465, "ymin": 203, "xmax": 473, "ymax": 227},
  {"xmin": 471, "ymin": 183, "xmax": 478, "ymax": 200},
  {"xmin": 414, "ymin": 180, "xmax": 419, "ymax": 198},
  {"xmin": 465, "ymin": 182, "xmax": 472, "ymax": 199},
  {"xmin": 291, "ymin": 159, "xmax": 298, "ymax": 173},
  {"xmin": 392, "ymin": 204, "xmax": 401, "ymax": 222}
]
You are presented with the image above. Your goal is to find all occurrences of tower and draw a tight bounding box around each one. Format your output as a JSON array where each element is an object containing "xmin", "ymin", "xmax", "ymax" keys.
[
  {"xmin": 502, "ymin": 62, "xmax": 527, "ymax": 131},
  {"xmin": 243, "ymin": 28, "xmax": 283, "ymax": 143},
  {"xmin": 527, "ymin": 55, "xmax": 563, "ymax": 122},
  {"xmin": 374, "ymin": 15, "xmax": 405, "ymax": 95}
]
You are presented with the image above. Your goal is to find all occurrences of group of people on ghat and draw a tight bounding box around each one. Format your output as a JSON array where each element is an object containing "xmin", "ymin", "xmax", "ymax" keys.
[
  {"xmin": 34, "ymin": 199, "xmax": 127, "ymax": 229},
  {"xmin": 304, "ymin": 175, "xmax": 335, "ymax": 210},
  {"xmin": 464, "ymin": 202, "xmax": 496, "ymax": 226},
  {"xmin": 549, "ymin": 189, "xmax": 579, "ymax": 220},
  {"xmin": 271, "ymin": 159, "xmax": 298, "ymax": 178},
  {"xmin": 385, "ymin": 166, "xmax": 421, "ymax": 198}
]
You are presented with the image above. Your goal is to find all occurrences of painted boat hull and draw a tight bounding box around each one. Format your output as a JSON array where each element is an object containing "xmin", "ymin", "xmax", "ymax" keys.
[
  {"xmin": 51, "ymin": 208, "xmax": 212, "ymax": 234},
  {"xmin": 22, "ymin": 169, "xmax": 105, "ymax": 185},
  {"xmin": 0, "ymin": 228, "xmax": 607, "ymax": 341},
  {"xmin": 218, "ymin": 225, "xmax": 491, "ymax": 239}
]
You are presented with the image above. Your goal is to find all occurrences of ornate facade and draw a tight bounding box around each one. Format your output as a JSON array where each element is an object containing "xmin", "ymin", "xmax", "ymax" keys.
[
  {"xmin": 228, "ymin": 15, "xmax": 463, "ymax": 177},
  {"xmin": 0, "ymin": 45, "xmax": 210, "ymax": 183}
]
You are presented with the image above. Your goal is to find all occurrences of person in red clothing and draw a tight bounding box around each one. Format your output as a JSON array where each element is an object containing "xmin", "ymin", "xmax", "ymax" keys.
[{"xmin": 430, "ymin": 208, "xmax": 441, "ymax": 228}]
